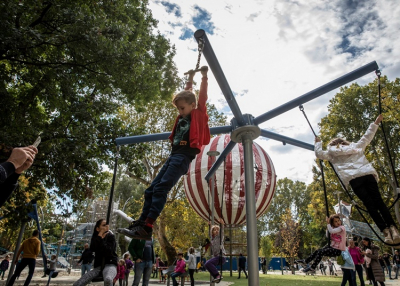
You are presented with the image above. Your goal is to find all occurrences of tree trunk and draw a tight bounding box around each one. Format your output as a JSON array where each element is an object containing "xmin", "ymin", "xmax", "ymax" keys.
[{"xmin": 156, "ymin": 216, "xmax": 177, "ymax": 265}]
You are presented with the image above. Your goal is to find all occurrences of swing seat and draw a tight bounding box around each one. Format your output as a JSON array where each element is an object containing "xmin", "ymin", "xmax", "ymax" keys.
[
  {"xmin": 45, "ymin": 269, "xmax": 59, "ymax": 278},
  {"xmin": 92, "ymin": 275, "xmax": 104, "ymax": 282}
]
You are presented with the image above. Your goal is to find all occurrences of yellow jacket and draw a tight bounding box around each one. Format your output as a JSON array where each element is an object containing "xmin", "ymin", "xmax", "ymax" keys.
[{"xmin": 20, "ymin": 237, "xmax": 41, "ymax": 259}]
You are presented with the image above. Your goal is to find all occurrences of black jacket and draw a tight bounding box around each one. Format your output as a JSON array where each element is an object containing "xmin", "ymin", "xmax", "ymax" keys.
[
  {"xmin": 78, "ymin": 249, "xmax": 94, "ymax": 264},
  {"xmin": 90, "ymin": 231, "xmax": 118, "ymax": 268},
  {"xmin": 0, "ymin": 162, "xmax": 19, "ymax": 208},
  {"xmin": 238, "ymin": 255, "xmax": 246, "ymax": 268}
]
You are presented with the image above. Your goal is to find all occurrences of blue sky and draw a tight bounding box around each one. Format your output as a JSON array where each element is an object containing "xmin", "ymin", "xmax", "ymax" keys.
[{"xmin": 149, "ymin": 0, "xmax": 400, "ymax": 184}]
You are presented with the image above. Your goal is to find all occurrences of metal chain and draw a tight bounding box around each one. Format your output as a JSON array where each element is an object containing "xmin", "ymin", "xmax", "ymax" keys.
[{"xmin": 195, "ymin": 38, "xmax": 204, "ymax": 70}]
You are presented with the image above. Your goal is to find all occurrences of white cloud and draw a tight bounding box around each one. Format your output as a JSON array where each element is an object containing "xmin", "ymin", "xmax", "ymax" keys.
[{"xmin": 149, "ymin": 0, "xmax": 400, "ymax": 184}]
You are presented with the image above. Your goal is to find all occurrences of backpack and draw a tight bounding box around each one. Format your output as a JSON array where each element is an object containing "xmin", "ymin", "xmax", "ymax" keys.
[{"xmin": 337, "ymin": 254, "xmax": 345, "ymax": 265}]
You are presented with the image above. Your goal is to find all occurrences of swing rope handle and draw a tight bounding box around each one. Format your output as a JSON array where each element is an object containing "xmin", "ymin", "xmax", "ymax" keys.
[{"xmin": 195, "ymin": 38, "xmax": 204, "ymax": 71}]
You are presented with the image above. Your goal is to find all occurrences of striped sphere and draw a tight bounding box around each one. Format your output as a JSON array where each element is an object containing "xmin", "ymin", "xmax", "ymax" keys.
[{"xmin": 183, "ymin": 134, "xmax": 277, "ymax": 227}]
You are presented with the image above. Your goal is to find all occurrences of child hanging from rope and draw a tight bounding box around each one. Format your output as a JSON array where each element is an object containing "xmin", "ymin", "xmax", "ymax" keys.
[
  {"xmin": 315, "ymin": 114, "xmax": 400, "ymax": 245},
  {"xmin": 118, "ymin": 66, "xmax": 210, "ymax": 240},
  {"xmin": 205, "ymin": 218, "xmax": 225, "ymax": 283},
  {"xmin": 296, "ymin": 214, "xmax": 346, "ymax": 273}
]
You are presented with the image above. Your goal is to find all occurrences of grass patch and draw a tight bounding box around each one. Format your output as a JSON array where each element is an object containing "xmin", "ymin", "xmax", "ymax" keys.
[{"xmin": 158, "ymin": 271, "xmax": 343, "ymax": 286}]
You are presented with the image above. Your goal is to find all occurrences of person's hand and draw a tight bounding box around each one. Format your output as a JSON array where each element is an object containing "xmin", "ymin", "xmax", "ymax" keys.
[
  {"xmin": 7, "ymin": 146, "xmax": 38, "ymax": 171},
  {"xmin": 200, "ymin": 66, "xmax": 208, "ymax": 77},
  {"xmin": 315, "ymin": 137, "xmax": 321, "ymax": 143},
  {"xmin": 186, "ymin": 69, "xmax": 195, "ymax": 82},
  {"xmin": 15, "ymin": 146, "xmax": 38, "ymax": 174},
  {"xmin": 326, "ymin": 217, "xmax": 329, "ymax": 223},
  {"xmin": 98, "ymin": 230, "xmax": 109, "ymax": 239},
  {"xmin": 136, "ymin": 259, "xmax": 142, "ymax": 263},
  {"xmin": 218, "ymin": 217, "xmax": 225, "ymax": 225},
  {"xmin": 374, "ymin": 114, "xmax": 383, "ymax": 125}
]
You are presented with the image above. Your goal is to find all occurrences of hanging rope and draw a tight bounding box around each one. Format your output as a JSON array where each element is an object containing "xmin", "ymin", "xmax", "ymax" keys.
[
  {"xmin": 299, "ymin": 105, "xmax": 317, "ymax": 137},
  {"xmin": 183, "ymin": 38, "xmax": 205, "ymax": 90},
  {"xmin": 106, "ymin": 146, "xmax": 120, "ymax": 224},
  {"xmin": 376, "ymin": 70, "xmax": 400, "ymax": 209}
]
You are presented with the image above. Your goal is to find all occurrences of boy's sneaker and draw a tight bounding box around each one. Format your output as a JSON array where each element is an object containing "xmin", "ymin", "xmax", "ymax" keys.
[
  {"xmin": 212, "ymin": 275, "xmax": 223, "ymax": 283},
  {"xmin": 128, "ymin": 220, "xmax": 145, "ymax": 230},
  {"xmin": 302, "ymin": 266, "xmax": 315, "ymax": 274},
  {"xmin": 117, "ymin": 220, "xmax": 145, "ymax": 237},
  {"xmin": 119, "ymin": 225, "xmax": 152, "ymax": 240}
]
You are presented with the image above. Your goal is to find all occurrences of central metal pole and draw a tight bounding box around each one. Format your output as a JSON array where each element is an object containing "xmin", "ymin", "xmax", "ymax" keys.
[{"xmin": 242, "ymin": 133, "xmax": 259, "ymax": 286}]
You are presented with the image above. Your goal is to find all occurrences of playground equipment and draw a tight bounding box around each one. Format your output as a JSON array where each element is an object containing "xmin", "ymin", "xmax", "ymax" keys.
[
  {"xmin": 114, "ymin": 28, "xmax": 379, "ymax": 285},
  {"xmin": 6, "ymin": 200, "xmax": 59, "ymax": 285},
  {"xmin": 183, "ymin": 134, "xmax": 276, "ymax": 226}
]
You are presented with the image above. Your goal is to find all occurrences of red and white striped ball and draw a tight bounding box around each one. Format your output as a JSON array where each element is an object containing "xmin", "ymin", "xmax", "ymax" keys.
[{"xmin": 183, "ymin": 134, "xmax": 277, "ymax": 227}]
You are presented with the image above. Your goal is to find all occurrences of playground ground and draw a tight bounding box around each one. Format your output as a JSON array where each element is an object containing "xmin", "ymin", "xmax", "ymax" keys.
[{"xmin": 2, "ymin": 269, "xmax": 400, "ymax": 286}]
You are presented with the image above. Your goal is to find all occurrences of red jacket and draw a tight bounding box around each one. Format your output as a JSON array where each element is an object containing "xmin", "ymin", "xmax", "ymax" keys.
[
  {"xmin": 168, "ymin": 77, "xmax": 210, "ymax": 152},
  {"xmin": 116, "ymin": 264, "xmax": 125, "ymax": 279},
  {"xmin": 174, "ymin": 258, "xmax": 186, "ymax": 274}
]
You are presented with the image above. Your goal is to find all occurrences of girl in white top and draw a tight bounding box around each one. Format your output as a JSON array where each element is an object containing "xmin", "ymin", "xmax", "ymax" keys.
[
  {"xmin": 315, "ymin": 114, "xmax": 399, "ymax": 245},
  {"xmin": 185, "ymin": 247, "xmax": 196, "ymax": 286}
]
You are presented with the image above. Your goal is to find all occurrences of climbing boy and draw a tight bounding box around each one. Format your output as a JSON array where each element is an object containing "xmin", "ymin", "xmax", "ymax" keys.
[{"xmin": 118, "ymin": 66, "xmax": 210, "ymax": 240}]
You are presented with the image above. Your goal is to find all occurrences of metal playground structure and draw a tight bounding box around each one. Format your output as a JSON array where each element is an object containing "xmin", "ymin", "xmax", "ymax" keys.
[{"xmin": 115, "ymin": 29, "xmax": 380, "ymax": 285}]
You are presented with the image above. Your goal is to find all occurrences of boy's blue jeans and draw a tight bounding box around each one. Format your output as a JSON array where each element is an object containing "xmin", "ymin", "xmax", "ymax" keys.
[{"xmin": 139, "ymin": 153, "xmax": 193, "ymax": 222}]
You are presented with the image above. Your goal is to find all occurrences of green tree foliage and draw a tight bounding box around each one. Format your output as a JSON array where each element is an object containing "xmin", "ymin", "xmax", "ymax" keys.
[
  {"xmin": 259, "ymin": 235, "xmax": 273, "ymax": 272},
  {"xmin": 0, "ymin": 0, "xmax": 179, "ymax": 211},
  {"xmin": 277, "ymin": 209, "xmax": 301, "ymax": 274},
  {"xmin": 261, "ymin": 178, "xmax": 311, "ymax": 233}
]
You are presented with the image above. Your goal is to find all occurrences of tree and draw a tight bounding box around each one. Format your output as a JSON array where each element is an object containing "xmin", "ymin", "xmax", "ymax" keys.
[
  {"xmin": 259, "ymin": 235, "xmax": 273, "ymax": 274},
  {"xmin": 276, "ymin": 209, "xmax": 301, "ymax": 274},
  {"xmin": 0, "ymin": 0, "xmax": 179, "ymax": 210},
  {"xmin": 260, "ymin": 178, "xmax": 311, "ymax": 233}
]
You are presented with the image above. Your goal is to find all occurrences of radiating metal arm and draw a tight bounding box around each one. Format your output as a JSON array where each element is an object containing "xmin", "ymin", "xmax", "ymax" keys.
[
  {"xmin": 194, "ymin": 29, "xmax": 246, "ymax": 126},
  {"xmin": 254, "ymin": 61, "xmax": 379, "ymax": 125},
  {"xmin": 260, "ymin": 129, "xmax": 314, "ymax": 151},
  {"xmin": 204, "ymin": 140, "xmax": 236, "ymax": 181},
  {"xmin": 116, "ymin": 125, "xmax": 233, "ymax": 146}
]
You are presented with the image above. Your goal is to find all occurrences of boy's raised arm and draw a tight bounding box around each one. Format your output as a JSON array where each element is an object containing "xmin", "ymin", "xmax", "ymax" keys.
[{"xmin": 197, "ymin": 66, "xmax": 208, "ymax": 110}]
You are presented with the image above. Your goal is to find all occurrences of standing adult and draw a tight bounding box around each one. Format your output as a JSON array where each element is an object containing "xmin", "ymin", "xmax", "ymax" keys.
[
  {"xmin": 152, "ymin": 254, "xmax": 160, "ymax": 278},
  {"xmin": 238, "ymin": 253, "xmax": 248, "ymax": 279},
  {"xmin": 7, "ymin": 229, "xmax": 41, "ymax": 286},
  {"xmin": 73, "ymin": 219, "xmax": 118, "ymax": 286},
  {"xmin": 261, "ymin": 257, "xmax": 267, "ymax": 274},
  {"xmin": 393, "ymin": 250, "xmax": 400, "ymax": 279},
  {"xmin": 361, "ymin": 237, "xmax": 385, "ymax": 286},
  {"xmin": 185, "ymin": 247, "xmax": 196, "ymax": 286},
  {"xmin": 0, "ymin": 255, "xmax": 10, "ymax": 280},
  {"xmin": 319, "ymin": 262, "xmax": 326, "ymax": 275},
  {"xmin": 348, "ymin": 239, "xmax": 365, "ymax": 286},
  {"xmin": 77, "ymin": 243, "xmax": 94, "ymax": 277},
  {"xmin": 129, "ymin": 239, "xmax": 155, "ymax": 286},
  {"xmin": 382, "ymin": 253, "xmax": 393, "ymax": 279}
]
